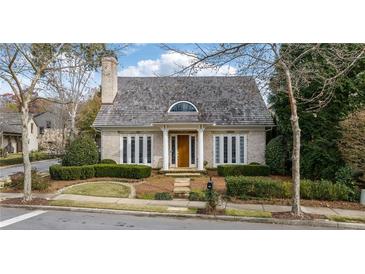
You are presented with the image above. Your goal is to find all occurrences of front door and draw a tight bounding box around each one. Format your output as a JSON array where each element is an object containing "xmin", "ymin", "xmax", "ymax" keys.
[{"xmin": 177, "ymin": 135, "xmax": 189, "ymax": 167}]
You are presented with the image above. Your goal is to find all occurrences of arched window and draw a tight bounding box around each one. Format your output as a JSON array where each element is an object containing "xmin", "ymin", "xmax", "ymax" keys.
[{"xmin": 168, "ymin": 101, "xmax": 198, "ymax": 112}]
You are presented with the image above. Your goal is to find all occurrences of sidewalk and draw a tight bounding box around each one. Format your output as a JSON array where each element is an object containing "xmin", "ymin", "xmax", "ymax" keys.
[{"xmin": 2, "ymin": 192, "xmax": 363, "ymax": 219}]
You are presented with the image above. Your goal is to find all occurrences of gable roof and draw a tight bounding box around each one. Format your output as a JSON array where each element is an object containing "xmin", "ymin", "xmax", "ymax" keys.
[
  {"xmin": 93, "ymin": 76, "xmax": 274, "ymax": 127},
  {"xmin": 0, "ymin": 112, "xmax": 35, "ymax": 134}
]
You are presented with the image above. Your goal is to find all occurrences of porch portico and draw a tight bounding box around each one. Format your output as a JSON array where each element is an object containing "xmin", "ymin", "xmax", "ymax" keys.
[{"xmin": 156, "ymin": 123, "xmax": 211, "ymax": 171}]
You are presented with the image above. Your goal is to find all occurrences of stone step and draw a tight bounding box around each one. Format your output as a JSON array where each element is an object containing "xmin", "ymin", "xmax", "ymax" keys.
[
  {"xmin": 165, "ymin": 173, "xmax": 201, "ymax": 177},
  {"xmin": 174, "ymin": 182, "xmax": 190, "ymax": 187},
  {"xmin": 173, "ymin": 186, "xmax": 191, "ymax": 194},
  {"xmin": 175, "ymin": 178, "xmax": 190, "ymax": 183}
]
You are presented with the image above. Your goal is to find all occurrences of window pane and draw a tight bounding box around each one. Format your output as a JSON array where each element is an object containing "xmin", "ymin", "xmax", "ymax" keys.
[
  {"xmin": 240, "ymin": 136, "xmax": 244, "ymax": 163},
  {"xmin": 139, "ymin": 136, "xmax": 143, "ymax": 163},
  {"xmin": 147, "ymin": 136, "xmax": 152, "ymax": 164},
  {"xmin": 171, "ymin": 136, "xmax": 176, "ymax": 165},
  {"xmin": 231, "ymin": 136, "xmax": 236, "ymax": 163},
  {"xmin": 123, "ymin": 137, "xmax": 127, "ymax": 163},
  {"xmin": 215, "ymin": 136, "xmax": 220, "ymax": 164},
  {"xmin": 170, "ymin": 102, "xmax": 196, "ymax": 112},
  {"xmin": 191, "ymin": 136, "xmax": 195, "ymax": 165},
  {"xmin": 131, "ymin": 137, "xmax": 135, "ymax": 163},
  {"xmin": 223, "ymin": 136, "xmax": 228, "ymax": 163}
]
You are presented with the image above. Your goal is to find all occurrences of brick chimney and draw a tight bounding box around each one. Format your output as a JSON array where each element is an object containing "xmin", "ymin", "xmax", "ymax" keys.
[{"xmin": 101, "ymin": 56, "xmax": 118, "ymax": 104}]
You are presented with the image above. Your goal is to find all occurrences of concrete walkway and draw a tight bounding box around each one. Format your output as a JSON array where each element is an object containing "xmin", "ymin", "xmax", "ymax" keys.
[{"xmin": 2, "ymin": 192, "xmax": 365, "ymax": 218}]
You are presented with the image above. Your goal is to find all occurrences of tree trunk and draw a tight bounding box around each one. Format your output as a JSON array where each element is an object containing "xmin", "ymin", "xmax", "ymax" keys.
[
  {"xmin": 21, "ymin": 100, "xmax": 32, "ymax": 202},
  {"xmin": 281, "ymin": 63, "xmax": 302, "ymax": 216},
  {"xmin": 69, "ymin": 103, "xmax": 78, "ymax": 141}
]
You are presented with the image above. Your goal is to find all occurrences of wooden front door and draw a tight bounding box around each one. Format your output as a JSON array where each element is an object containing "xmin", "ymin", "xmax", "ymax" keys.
[{"xmin": 178, "ymin": 135, "xmax": 189, "ymax": 167}]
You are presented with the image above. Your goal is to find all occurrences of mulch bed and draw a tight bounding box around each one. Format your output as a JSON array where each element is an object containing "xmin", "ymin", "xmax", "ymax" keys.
[
  {"xmin": 196, "ymin": 208, "xmax": 225, "ymax": 215},
  {"xmin": 272, "ymin": 211, "xmax": 326, "ymax": 220},
  {"xmin": 0, "ymin": 198, "xmax": 50, "ymax": 205},
  {"xmin": 231, "ymin": 198, "xmax": 365, "ymax": 211}
]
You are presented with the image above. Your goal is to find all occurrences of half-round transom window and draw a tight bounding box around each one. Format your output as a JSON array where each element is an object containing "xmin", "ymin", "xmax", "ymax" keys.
[{"xmin": 168, "ymin": 101, "xmax": 198, "ymax": 112}]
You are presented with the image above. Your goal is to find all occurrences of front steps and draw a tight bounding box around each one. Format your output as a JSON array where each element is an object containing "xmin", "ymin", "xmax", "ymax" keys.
[
  {"xmin": 159, "ymin": 168, "xmax": 206, "ymax": 177},
  {"xmin": 173, "ymin": 178, "xmax": 191, "ymax": 198}
]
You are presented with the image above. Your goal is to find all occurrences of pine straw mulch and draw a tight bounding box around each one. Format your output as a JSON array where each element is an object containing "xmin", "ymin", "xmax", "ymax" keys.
[{"xmin": 272, "ymin": 211, "xmax": 326, "ymax": 220}]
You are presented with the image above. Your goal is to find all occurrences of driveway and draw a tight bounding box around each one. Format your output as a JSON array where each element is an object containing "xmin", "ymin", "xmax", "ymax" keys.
[{"xmin": 0, "ymin": 159, "xmax": 60, "ymax": 178}]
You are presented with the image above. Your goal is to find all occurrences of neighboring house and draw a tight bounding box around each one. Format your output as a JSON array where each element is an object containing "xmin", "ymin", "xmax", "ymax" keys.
[
  {"xmin": 33, "ymin": 110, "xmax": 68, "ymax": 154},
  {"xmin": 93, "ymin": 57, "xmax": 274, "ymax": 170},
  {"xmin": 0, "ymin": 112, "xmax": 38, "ymax": 154}
]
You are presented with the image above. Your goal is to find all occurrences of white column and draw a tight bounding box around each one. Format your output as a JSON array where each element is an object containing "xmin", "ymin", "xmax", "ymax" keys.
[
  {"xmin": 162, "ymin": 126, "xmax": 169, "ymax": 170},
  {"xmin": 198, "ymin": 126, "xmax": 205, "ymax": 170}
]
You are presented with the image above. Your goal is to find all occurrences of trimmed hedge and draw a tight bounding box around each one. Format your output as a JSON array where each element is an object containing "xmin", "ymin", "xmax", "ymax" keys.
[
  {"xmin": 100, "ymin": 159, "xmax": 117, "ymax": 164},
  {"xmin": 50, "ymin": 164, "xmax": 152, "ymax": 180},
  {"xmin": 49, "ymin": 164, "xmax": 95, "ymax": 180},
  {"xmin": 154, "ymin": 192, "xmax": 173, "ymax": 200},
  {"xmin": 217, "ymin": 164, "xmax": 270, "ymax": 177},
  {"xmin": 225, "ymin": 176, "xmax": 357, "ymax": 201},
  {"xmin": 94, "ymin": 164, "xmax": 151, "ymax": 179}
]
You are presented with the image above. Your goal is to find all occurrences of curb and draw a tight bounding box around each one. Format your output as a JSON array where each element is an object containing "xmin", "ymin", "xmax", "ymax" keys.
[{"xmin": 1, "ymin": 203, "xmax": 365, "ymax": 229}]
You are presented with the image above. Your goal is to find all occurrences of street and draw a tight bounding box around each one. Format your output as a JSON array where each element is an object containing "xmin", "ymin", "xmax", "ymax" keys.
[
  {"xmin": 0, "ymin": 207, "xmax": 334, "ymax": 229},
  {"xmin": 0, "ymin": 159, "xmax": 59, "ymax": 178}
]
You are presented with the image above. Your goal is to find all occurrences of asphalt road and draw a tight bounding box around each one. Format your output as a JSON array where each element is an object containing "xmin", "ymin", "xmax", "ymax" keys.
[
  {"xmin": 0, "ymin": 159, "xmax": 60, "ymax": 178},
  {"xmin": 0, "ymin": 207, "xmax": 333, "ymax": 230}
]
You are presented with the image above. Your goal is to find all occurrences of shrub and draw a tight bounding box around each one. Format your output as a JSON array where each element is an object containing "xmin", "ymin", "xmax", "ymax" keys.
[
  {"xmin": 265, "ymin": 135, "xmax": 288, "ymax": 175},
  {"xmin": 0, "ymin": 152, "xmax": 53, "ymax": 166},
  {"xmin": 62, "ymin": 136, "xmax": 99, "ymax": 166},
  {"xmin": 226, "ymin": 176, "xmax": 291, "ymax": 199},
  {"xmin": 10, "ymin": 169, "xmax": 50, "ymax": 191},
  {"xmin": 100, "ymin": 159, "xmax": 117, "ymax": 164},
  {"xmin": 154, "ymin": 192, "xmax": 172, "ymax": 200},
  {"xmin": 225, "ymin": 176, "xmax": 355, "ymax": 201},
  {"xmin": 217, "ymin": 164, "xmax": 270, "ymax": 177},
  {"xmin": 49, "ymin": 164, "xmax": 95, "ymax": 180},
  {"xmin": 249, "ymin": 162, "xmax": 261, "ymax": 165},
  {"xmin": 94, "ymin": 164, "xmax": 151, "ymax": 179},
  {"xmin": 189, "ymin": 190, "xmax": 206, "ymax": 201},
  {"xmin": 335, "ymin": 166, "xmax": 355, "ymax": 188},
  {"xmin": 205, "ymin": 189, "xmax": 220, "ymax": 212}
]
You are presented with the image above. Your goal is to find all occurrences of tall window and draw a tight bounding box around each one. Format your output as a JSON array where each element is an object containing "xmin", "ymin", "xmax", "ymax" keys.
[
  {"xmin": 169, "ymin": 101, "xmax": 197, "ymax": 112},
  {"xmin": 31, "ymin": 123, "xmax": 34, "ymax": 134},
  {"xmin": 190, "ymin": 136, "xmax": 196, "ymax": 165},
  {"xmin": 123, "ymin": 137, "xmax": 127, "ymax": 163},
  {"xmin": 214, "ymin": 134, "xmax": 246, "ymax": 166},
  {"xmin": 46, "ymin": 121, "xmax": 51, "ymax": 128},
  {"xmin": 121, "ymin": 135, "xmax": 152, "ymax": 165},
  {"xmin": 231, "ymin": 136, "xmax": 236, "ymax": 163},
  {"xmin": 223, "ymin": 136, "xmax": 228, "ymax": 163},
  {"xmin": 215, "ymin": 136, "xmax": 220, "ymax": 164},
  {"xmin": 171, "ymin": 136, "xmax": 176, "ymax": 165},
  {"xmin": 147, "ymin": 136, "xmax": 152, "ymax": 164},
  {"xmin": 139, "ymin": 136, "xmax": 143, "ymax": 163}
]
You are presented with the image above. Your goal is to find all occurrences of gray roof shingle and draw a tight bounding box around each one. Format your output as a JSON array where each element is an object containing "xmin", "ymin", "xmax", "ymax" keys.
[{"xmin": 93, "ymin": 76, "xmax": 274, "ymax": 127}]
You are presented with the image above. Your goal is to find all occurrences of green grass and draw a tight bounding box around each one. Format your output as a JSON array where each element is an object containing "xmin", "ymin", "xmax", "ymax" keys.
[
  {"xmin": 225, "ymin": 208, "xmax": 272, "ymax": 218},
  {"xmin": 50, "ymin": 199, "xmax": 169, "ymax": 213},
  {"xmin": 327, "ymin": 215, "xmax": 365, "ymax": 224},
  {"xmin": 137, "ymin": 193, "xmax": 155, "ymax": 200},
  {"xmin": 63, "ymin": 182, "xmax": 131, "ymax": 198}
]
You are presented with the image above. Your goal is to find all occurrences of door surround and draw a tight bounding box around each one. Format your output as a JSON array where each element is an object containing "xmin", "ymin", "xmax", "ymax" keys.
[{"xmin": 169, "ymin": 133, "xmax": 197, "ymax": 168}]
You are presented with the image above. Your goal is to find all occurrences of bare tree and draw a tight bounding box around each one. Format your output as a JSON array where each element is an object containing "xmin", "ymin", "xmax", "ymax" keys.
[
  {"xmin": 163, "ymin": 43, "xmax": 365, "ymax": 216},
  {"xmin": 44, "ymin": 54, "xmax": 93, "ymax": 141},
  {"xmin": 0, "ymin": 44, "xmax": 67, "ymax": 201}
]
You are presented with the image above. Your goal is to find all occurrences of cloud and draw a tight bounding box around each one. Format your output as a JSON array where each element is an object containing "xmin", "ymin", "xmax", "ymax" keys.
[{"xmin": 119, "ymin": 51, "xmax": 237, "ymax": 76}]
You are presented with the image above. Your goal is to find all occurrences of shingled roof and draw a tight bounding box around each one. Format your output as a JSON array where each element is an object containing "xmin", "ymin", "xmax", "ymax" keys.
[
  {"xmin": 0, "ymin": 112, "xmax": 23, "ymax": 134},
  {"xmin": 93, "ymin": 76, "xmax": 274, "ymax": 127}
]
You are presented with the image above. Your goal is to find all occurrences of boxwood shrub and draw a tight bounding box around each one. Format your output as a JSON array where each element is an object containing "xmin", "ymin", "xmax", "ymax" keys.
[
  {"xmin": 49, "ymin": 164, "xmax": 95, "ymax": 180},
  {"xmin": 217, "ymin": 164, "xmax": 270, "ymax": 177},
  {"xmin": 94, "ymin": 164, "xmax": 151, "ymax": 179},
  {"xmin": 50, "ymin": 163, "xmax": 152, "ymax": 180},
  {"xmin": 154, "ymin": 192, "xmax": 173, "ymax": 200},
  {"xmin": 100, "ymin": 159, "xmax": 117, "ymax": 164},
  {"xmin": 225, "ymin": 176, "xmax": 356, "ymax": 201}
]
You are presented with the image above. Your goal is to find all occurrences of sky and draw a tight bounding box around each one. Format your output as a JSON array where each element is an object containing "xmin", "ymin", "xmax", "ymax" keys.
[{"xmin": 0, "ymin": 43, "xmax": 239, "ymax": 94}]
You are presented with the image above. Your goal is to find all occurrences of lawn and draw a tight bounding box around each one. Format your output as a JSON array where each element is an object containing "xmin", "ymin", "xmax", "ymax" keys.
[{"xmin": 63, "ymin": 182, "xmax": 131, "ymax": 198}]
